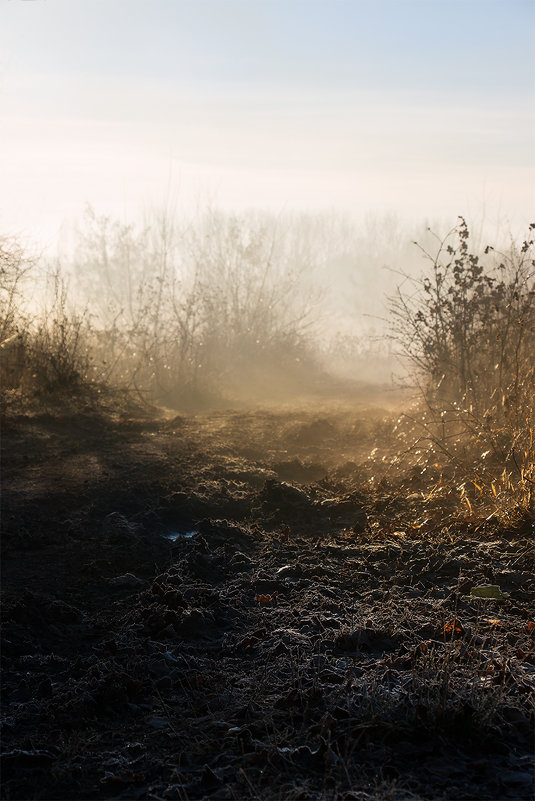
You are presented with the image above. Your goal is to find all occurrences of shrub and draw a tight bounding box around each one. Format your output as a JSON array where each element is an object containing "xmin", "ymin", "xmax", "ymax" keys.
[
  {"xmin": 0, "ymin": 237, "xmax": 33, "ymax": 398},
  {"xmin": 68, "ymin": 207, "xmax": 319, "ymax": 407},
  {"xmin": 390, "ymin": 218, "xmax": 535, "ymax": 513},
  {"xmin": 0, "ymin": 240, "xmax": 98, "ymax": 406},
  {"xmin": 28, "ymin": 270, "xmax": 94, "ymax": 395}
]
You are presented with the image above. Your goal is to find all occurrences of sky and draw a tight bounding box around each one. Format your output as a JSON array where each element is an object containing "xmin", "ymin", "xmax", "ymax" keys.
[{"xmin": 1, "ymin": 0, "xmax": 534, "ymax": 248}]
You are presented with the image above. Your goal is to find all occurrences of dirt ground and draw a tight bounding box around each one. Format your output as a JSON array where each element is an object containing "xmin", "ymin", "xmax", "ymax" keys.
[{"xmin": 1, "ymin": 393, "xmax": 534, "ymax": 801}]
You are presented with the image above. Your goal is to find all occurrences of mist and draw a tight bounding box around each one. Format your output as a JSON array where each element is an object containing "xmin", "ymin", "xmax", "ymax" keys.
[
  {"xmin": 2, "ymin": 3, "xmax": 535, "ymax": 799},
  {"xmin": 2, "ymin": 0, "xmax": 534, "ymax": 246},
  {"xmin": 2, "ymin": 0, "xmax": 533, "ymax": 403},
  {"xmin": 2, "ymin": 202, "xmax": 503, "ymax": 408}
]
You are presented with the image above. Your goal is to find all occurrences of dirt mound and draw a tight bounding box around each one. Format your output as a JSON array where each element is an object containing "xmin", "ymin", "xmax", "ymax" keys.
[{"xmin": 1, "ymin": 406, "xmax": 533, "ymax": 800}]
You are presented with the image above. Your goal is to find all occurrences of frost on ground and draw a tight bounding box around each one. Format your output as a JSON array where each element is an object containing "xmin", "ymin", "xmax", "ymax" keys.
[{"xmin": 1, "ymin": 402, "xmax": 534, "ymax": 801}]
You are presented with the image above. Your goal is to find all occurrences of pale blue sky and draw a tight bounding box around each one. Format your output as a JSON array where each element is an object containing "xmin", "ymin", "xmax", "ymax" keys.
[{"xmin": 1, "ymin": 0, "xmax": 534, "ymax": 244}]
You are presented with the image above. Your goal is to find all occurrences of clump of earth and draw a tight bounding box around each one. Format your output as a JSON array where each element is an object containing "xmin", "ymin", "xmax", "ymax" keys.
[{"xmin": 1, "ymin": 400, "xmax": 534, "ymax": 800}]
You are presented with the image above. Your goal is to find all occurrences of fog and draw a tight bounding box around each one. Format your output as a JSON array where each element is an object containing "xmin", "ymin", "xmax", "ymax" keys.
[
  {"xmin": 3, "ymin": 197, "xmax": 529, "ymax": 412},
  {"xmin": 1, "ymin": 0, "xmax": 533, "ymax": 406},
  {"xmin": 2, "ymin": 8, "xmax": 535, "ymax": 800},
  {"xmin": 2, "ymin": 0, "xmax": 534, "ymax": 246}
]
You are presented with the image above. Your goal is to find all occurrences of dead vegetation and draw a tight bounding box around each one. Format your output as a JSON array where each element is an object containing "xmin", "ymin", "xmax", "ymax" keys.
[
  {"xmin": 1, "ymin": 403, "xmax": 534, "ymax": 801},
  {"xmin": 388, "ymin": 218, "xmax": 535, "ymax": 522},
  {"xmin": 1, "ymin": 215, "xmax": 534, "ymax": 800},
  {"xmin": 1, "ymin": 210, "xmax": 323, "ymax": 411}
]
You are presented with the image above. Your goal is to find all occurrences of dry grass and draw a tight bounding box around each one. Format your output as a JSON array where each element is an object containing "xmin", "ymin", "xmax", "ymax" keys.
[{"xmin": 388, "ymin": 218, "xmax": 535, "ymax": 523}]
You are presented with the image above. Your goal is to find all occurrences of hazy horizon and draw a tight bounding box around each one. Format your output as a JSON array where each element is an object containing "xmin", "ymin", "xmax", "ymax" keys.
[{"xmin": 1, "ymin": 0, "xmax": 534, "ymax": 250}]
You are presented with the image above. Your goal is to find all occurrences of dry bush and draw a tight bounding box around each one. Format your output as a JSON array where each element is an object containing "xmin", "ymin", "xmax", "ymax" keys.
[
  {"xmin": 68, "ymin": 207, "xmax": 319, "ymax": 407},
  {"xmin": 0, "ymin": 235, "xmax": 35, "ymax": 342},
  {"xmin": 390, "ymin": 218, "xmax": 535, "ymax": 516},
  {"xmin": 0, "ymin": 237, "xmax": 34, "ymax": 402},
  {"xmin": 1, "ymin": 207, "xmax": 322, "ymax": 410},
  {"xmin": 0, "ymin": 239, "xmax": 101, "ymax": 407},
  {"xmin": 0, "ymin": 236, "xmax": 34, "ymax": 394},
  {"xmin": 27, "ymin": 269, "xmax": 95, "ymax": 396}
]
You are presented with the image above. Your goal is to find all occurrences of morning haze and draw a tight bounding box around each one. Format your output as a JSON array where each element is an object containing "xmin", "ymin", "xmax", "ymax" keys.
[
  {"xmin": 1, "ymin": 4, "xmax": 535, "ymax": 798},
  {"xmin": 1, "ymin": 0, "xmax": 533, "ymax": 242}
]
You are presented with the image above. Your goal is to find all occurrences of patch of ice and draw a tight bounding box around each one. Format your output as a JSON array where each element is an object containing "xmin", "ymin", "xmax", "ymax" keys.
[{"xmin": 165, "ymin": 530, "xmax": 197, "ymax": 541}]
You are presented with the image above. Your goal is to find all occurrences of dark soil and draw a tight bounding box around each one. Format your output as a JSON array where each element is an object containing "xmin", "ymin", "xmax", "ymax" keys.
[{"xmin": 1, "ymin": 398, "xmax": 534, "ymax": 800}]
